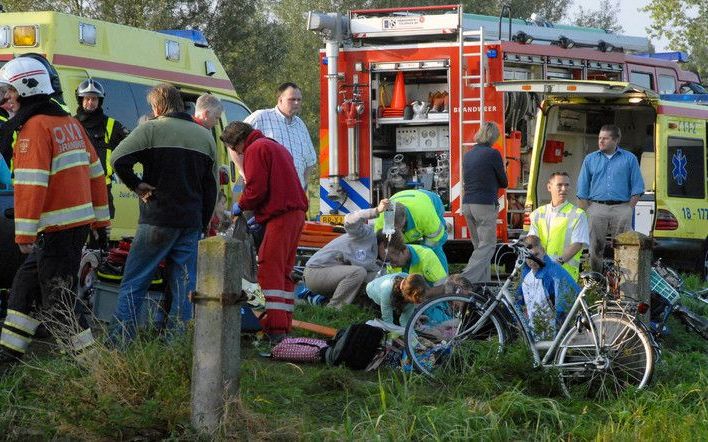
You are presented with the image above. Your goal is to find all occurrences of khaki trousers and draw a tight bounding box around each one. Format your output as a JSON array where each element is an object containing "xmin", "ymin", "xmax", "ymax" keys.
[
  {"xmin": 303, "ymin": 266, "xmax": 376, "ymax": 309},
  {"xmin": 587, "ymin": 202, "xmax": 634, "ymax": 272},
  {"xmin": 461, "ymin": 203, "xmax": 498, "ymax": 283}
]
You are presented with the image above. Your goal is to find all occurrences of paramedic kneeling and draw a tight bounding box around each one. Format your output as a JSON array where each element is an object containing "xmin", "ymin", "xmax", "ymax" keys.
[{"xmin": 516, "ymin": 235, "xmax": 579, "ymax": 340}]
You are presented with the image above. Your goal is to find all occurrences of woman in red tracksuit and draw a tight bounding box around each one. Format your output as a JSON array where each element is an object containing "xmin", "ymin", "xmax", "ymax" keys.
[{"xmin": 220, "ymin": 122, "xmax": 307, "ymax": 339}]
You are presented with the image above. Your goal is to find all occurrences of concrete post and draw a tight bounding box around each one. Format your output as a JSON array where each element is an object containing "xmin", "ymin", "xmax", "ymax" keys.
[
  {"xmin": 613, "ymin": 231, "xmax": 652, "ymax": 323},
  {"xmin": 190, "ymin": 235, "xmax": 244, "ymax": 434}
]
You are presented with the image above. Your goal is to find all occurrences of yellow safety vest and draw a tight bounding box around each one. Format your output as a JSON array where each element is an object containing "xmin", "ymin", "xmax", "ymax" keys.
[
  {"xmin": 390, "ymin": 244, "xmax": 447, "ymax": 284},
  {"xmin": 374, "ymin": 189, "xmax": 445, "ymax": 244},
  {"xmin": 104, "ymin": 117, "xmax": 115, "ymax": 185},
  {"xmin": 0, "ymin": 114, "xmax": 18, "ymax": 173},
  {"xmin": 531, "ymin": 202, "xmax": 585, "ymax": 280},
  {"xmin": 51, "ymin": 97, "xmax": 71, "ymax": 114}
]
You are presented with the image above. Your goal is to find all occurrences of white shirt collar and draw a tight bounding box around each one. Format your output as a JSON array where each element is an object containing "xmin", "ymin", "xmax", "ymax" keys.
[{"xmin": 274, "ymin": 106, "xmax": 295, "ymax": 124}]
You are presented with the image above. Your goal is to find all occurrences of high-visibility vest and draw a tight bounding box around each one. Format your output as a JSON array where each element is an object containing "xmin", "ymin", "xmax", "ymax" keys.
[
  {"xmin": 0, "ymin": 114, "xmax": 18, "ymax": 173},
  {"xmin": 390, "ymin": 244, "xmax": 447, "ymax": 285},
  {"xmin": 374, "ymin": 189, "xmax": 446, "ymax": 245},
  {"xmin": 51, "ymin": 97, "xmax": 71, "ymax": 114},
  {"xmin": 104, "ymin": 117, "xmax": 115, "ymax": 185},
  {"xmin": 531, "ymin": 202, "xmax": 585, "ymax": 280}
]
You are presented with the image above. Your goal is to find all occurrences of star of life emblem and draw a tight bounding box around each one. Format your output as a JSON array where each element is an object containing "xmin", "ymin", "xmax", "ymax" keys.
[{"xmin": 671, "ymin": 149, "xmax": 688, "ymax": 186}]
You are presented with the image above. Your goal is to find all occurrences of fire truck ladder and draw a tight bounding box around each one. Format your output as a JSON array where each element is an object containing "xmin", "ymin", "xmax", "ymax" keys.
[
  {"xmin": 457, "ymin": 25, "xmax": 486, "ymax": 215},
  {"xmin": 458, "ymin": 26, "xmax": 486, "ymax": 151}
]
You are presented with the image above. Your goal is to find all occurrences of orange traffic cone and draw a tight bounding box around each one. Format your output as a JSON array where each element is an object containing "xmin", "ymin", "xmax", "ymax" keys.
[{"xmin": 388, "ymin": 71, "xmax": 407, "ymax": 112}]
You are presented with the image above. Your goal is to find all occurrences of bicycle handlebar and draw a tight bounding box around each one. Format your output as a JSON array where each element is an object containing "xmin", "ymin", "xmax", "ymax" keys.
[{"xmin": 509, "ymin": 240, "xmax": 545, "ymax": 268}]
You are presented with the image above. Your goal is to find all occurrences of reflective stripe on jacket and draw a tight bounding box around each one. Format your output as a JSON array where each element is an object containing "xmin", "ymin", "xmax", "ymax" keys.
[
  {"xmin": 13, "ymin": 114, "xmax": 110, "ymax": 243},
  {"xmin": 374, "ymin": 189, "xmax": 446, "ymax": 245},
  {"xmin": 104, "ymin": 117, "xmax": 115, "ymax": 184},
  {"xmin": 0, "ymin": 114, "xmax": 18, "ymax": 173}
]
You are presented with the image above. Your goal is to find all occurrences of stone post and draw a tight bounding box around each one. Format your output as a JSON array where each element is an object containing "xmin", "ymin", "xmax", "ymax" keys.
[
  {"xmin": 613, "ymin": 231, "xmax": 652, "ymax": 323},
  {"xmin": 190, "ymin": 235, "xmax": 244, "ymax": 434}
]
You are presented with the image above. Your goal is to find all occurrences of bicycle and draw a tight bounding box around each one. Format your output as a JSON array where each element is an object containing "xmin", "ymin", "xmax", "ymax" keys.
[
  {"xmin": 650, "ymin": 259, "xmax": 708, "ymax": 341},
  {"xmin": 404, "ymin": 241, "xmax": 656, "ymax": 399}
]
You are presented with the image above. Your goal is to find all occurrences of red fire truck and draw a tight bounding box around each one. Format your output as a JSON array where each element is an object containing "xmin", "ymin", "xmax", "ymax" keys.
[{"xmin": 306, "ymin": 4, "xmax": 703, "ymax": 256}]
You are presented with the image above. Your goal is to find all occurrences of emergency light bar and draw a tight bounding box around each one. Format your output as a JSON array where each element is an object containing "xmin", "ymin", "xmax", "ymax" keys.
[
  {"xmin": 635, "ymin": 52, "xmax": 690, "ymax": 63},
  {"xmin": 158, "ymin": 29, "xmax": 210, "ymax": 48},
  {"xmin": 660, "ymin": 94, "xmax": 708, "ymax": 105}
]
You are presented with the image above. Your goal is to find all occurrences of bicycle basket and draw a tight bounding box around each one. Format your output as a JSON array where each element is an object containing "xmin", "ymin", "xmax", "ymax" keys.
[{"xmin": 650, "ymin": 268, "xmax": 680, "ymax": 305}]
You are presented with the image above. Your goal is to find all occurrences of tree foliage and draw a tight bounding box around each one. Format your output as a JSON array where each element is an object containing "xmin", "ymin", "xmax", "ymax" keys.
[
  {"xmin": 643, "ymin": 0, "xmax": 708, "ymax": 80},
  {"xmin": 0, "ymin": 0, "xmax": 578, "ymax": 138},
  {"xmin": 573, "ymin": 0, "xmax": 623, "ymax": 33}
]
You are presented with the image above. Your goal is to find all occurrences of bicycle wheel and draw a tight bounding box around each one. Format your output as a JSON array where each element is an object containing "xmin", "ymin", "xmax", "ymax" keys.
[
  {"xmin": 674, "ymin": 306, "xmax": 708, "ymax": 340},
  {"xmin": 404, "ymin": 295, "xmax": 507, "ymax": 376},
  {"xmin": 556, "ymin": 314, "xmax": 654, "ymax": 399}
]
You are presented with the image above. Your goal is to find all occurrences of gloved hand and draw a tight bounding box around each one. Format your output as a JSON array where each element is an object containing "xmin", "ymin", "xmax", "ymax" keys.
[
  {"xmin": 247, "ymin": 216, "xmax": 262, "ymax": 234},
  {"xmin": 231, "ymin": 202, "xmax": 241, "ymax": 216}
]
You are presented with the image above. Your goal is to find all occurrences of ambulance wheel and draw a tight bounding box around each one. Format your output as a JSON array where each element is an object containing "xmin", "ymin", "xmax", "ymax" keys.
[{"xmin": 0, "ymin": 216, "xmax": 25, "ymax": 289}]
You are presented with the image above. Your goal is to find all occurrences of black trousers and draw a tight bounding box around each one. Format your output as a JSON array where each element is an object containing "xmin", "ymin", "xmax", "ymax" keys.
[{"xmin": 8, "ymin": 225, "xmax": 90, "ymax": 324}]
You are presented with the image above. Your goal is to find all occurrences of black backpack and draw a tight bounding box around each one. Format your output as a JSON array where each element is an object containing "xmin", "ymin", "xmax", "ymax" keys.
[{"xmin": 324, "ymin": 323, "xmax": 386, "ymax": 370}]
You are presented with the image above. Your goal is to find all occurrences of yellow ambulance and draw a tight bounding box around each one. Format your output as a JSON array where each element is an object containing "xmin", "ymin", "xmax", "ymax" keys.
[
  {"xmin": 495, "ymin": 80, "xmax": 708, "ymax": 277},
  {"xmin": 0, "ymin": 11, "xmax": 250, "ymax": 287}
]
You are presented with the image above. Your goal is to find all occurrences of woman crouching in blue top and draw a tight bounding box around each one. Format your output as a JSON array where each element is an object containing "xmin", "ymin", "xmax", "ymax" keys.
[
  {"xmin": 366, "ymin": 273, "xmax": 427, "ymax": 325},
  {"xmin": 367, "ymin": 273, "xmax": 477, "ymax": 326}
]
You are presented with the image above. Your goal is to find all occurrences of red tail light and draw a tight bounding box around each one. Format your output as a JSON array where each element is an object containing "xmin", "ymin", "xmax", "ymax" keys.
[
  {"xmin": 655, "ymin": 209, "xmax": 678, "ymax": 230},
  {"xmin": 219, "ymin": 166, "xmax": 230, "ymax": 185}
]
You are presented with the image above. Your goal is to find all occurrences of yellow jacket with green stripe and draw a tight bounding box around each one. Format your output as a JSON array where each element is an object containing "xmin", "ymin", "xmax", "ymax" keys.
[
  {"xmin": 374, "ymin": 189, "xmax": 446, "ymax": 246},
  {"xmin": 391, "ymin": 244, "xmax": 447, "ymax": 285}
]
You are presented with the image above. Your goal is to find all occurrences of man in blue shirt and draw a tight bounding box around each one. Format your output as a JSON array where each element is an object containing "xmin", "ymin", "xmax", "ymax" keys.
[{"xmin": 576, "ymin": 124, "xmax": 644, "ymax": 271}]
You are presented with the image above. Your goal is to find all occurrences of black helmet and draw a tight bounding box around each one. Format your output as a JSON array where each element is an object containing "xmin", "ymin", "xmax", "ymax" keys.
[{"xmin": 76, "ymin": 78, "xmax": 105, "ymax": 98}]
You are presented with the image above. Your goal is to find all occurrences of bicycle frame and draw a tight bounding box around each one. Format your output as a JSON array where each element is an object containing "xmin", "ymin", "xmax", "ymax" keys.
[{"xmin": 460, "ymin": 249, "xmax": 607, "ymax": 368}]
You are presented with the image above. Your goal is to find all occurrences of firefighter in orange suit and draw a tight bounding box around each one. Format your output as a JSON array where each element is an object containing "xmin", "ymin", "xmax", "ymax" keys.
[{"xmin": 0, "ymin": 57, "xmax": 110, "ymax": 363}]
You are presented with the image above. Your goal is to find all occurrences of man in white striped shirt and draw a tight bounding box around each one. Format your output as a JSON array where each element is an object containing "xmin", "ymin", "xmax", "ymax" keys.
[{"xmin": 244, "ymin": 82, "xmax": 316, "ymax": 190}]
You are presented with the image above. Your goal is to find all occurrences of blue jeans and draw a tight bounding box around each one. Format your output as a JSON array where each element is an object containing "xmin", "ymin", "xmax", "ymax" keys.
[{"xmin": 110, "ymin": 224, "xmax": 200, "ymax": 343}]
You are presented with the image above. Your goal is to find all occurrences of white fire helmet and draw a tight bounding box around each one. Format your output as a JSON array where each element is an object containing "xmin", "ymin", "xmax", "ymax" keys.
[{"xmin": 0, "ymin": 57, "xmax": 55, "ymax": 97}]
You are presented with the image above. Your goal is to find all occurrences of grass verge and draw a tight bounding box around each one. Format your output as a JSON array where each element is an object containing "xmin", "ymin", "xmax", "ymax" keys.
[{"xmin": 1, "ymin": 284, "xmax": 706, "ymax": 441}]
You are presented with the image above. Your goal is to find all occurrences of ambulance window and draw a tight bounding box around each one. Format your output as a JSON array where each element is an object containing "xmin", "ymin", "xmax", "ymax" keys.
[
  {"xmin": 658, "ymin": 75, "xmax": 676, "ymax": 94},
  {"xmin": 222, "ymin": 100, "xmax": 250, "ymax": 123},
  {"xmin": 129, "ymin": 83, "xmax": 153, "ymax": 127},
  {"xmin": 98, "ymin": 79, "xmax": 141, "ymax": 130},
  {"xmin": 666, "ymin": 137, "xmax": 705, "ymax": 199},
  {"xmin": 630, "ymin": 71, "xmax": 653, "ymax": 90}
]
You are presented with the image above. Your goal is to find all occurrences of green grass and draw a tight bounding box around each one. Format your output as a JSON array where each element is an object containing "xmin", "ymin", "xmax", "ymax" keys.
[{"xmin": 1, "ymin": 283, "xmax": 707, "ymax": 441}]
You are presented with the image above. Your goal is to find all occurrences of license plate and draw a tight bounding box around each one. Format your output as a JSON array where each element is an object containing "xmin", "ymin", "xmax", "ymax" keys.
[{"xmin": 320, "ymin": 214, "xmax": 345, "ymax": 225}]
